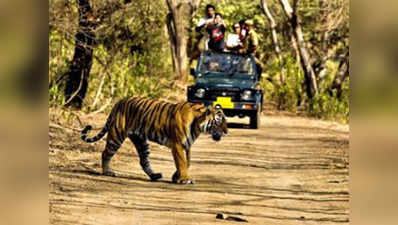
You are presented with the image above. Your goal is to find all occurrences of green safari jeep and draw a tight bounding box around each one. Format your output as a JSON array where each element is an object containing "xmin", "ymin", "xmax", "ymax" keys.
[{"xmin": 187, "ymin": 51, "xmax": 263, "ymax": 129}]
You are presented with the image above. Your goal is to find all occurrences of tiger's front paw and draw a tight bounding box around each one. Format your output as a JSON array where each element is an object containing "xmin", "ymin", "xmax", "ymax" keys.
[
  {"xmin": 176, "ymin": 179, "xmax": 195, "ymax": 184},
  {"xmin": 172, "ymin": 171, "xmax": 195, "ymax": 184}
]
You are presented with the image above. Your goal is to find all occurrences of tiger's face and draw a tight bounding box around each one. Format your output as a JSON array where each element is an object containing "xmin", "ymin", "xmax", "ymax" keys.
[{"xmin": 200, "ymin": 107, "xmax": 228, "ymax": 141}]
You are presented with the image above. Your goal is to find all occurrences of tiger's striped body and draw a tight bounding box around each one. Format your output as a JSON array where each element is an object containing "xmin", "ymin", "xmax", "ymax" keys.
[{"xmin": 81, "ymin": 97, "xmax": 228, "ymax": 184}]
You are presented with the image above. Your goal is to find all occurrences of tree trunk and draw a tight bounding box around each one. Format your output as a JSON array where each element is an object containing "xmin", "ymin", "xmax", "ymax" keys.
[
  {"xmin": 260, "ymin": 0, "xmax": 285, "ymax": 85},
  {"xmin": 329, "ymin": 50, "xmax": 349, "ymax": 99},
  {"xmin": 187, "ymin": 0, "xmax": 201, "ymax": 65},
  {"xmin": 279, "ymin": 0, "xmax": 319, "ymax": 99},
  {"xmin": 166, "ymin": 0, "xmax": 200, "ymax": 82},
  {"xmin": 290, "ymin": 31, "xmax": 300, "ymax": 66},
  {"xmin": 64, "ymin": 0, "xmax": 96, "ymax": 109},
  {"xmin": 312, "ymin": 0, "xmax": 331, "ymax": 79}
]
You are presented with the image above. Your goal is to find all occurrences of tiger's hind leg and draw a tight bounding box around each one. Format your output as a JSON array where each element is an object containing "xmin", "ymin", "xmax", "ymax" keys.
[
  {"xmin": 102, "ymin": 134, "xmax": 125, "ymax": 177},
  {"xmin": 101, "ymin": 143, "xmax": 119, "ymax": 177},
  {"xmin": 129, "ymin": 135, "xmax": 162, "ymax": 181}
]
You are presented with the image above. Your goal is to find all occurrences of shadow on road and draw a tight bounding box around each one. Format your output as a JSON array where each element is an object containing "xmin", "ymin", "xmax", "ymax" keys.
[{"xmin": 67, "ymin": 168, "xmax": 174, "ymax": 184}]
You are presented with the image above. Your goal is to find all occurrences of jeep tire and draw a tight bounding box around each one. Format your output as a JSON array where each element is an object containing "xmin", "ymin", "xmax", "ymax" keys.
[{"xmin": 249, "ymin": 105, "xmax": 261, "ymax": 129}]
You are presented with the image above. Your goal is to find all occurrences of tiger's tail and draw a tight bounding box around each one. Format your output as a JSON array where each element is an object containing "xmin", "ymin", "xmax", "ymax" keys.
[
  {"xmin": 81, "ymin": 124, "xmax": 108, "ymax": 143},
  {"xmin": 81, "ymin": 100, "xmax": 125, "ymax": 143}
]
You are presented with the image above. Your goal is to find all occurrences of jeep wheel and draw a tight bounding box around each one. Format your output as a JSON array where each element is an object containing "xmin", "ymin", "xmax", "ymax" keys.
[{"xmin": 250, "ymin": 107, "xmax": 260, "ymax": 129}]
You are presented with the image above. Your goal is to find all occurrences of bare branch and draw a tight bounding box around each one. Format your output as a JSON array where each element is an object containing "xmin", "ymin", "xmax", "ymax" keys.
[
  {"xmin": 278, "ymin": 0, "xmax": 319, "ymax": 98},
  {"xmin": 260, "ymin": 0, "xmax": 285, "ymax": 84},
  {"xmin": 329, "ymin": 50, "xmax": 349, "ymax": 99}
]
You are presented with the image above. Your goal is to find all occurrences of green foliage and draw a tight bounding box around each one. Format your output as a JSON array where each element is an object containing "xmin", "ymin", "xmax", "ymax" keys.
[
  {"xmin": 90, "ymin": 46, "xmax": 168, "ymax": 101},
  {"xmin": 49, "ymin": 0, "xmax": 173, "ymax": 112},
  {"xmin": 49, "ymin": 0, "xmax": 349, "ymax": 123},
  {"xmin": 307, "ymin": 66, "xmax": 349, "ymax": 123},
  {"xmin": 194, "ymin": 0, "xmax": 349, "ymax": 122},
  {"xmin": 49, "ymin": 29, "xmax": 74, "ymax": 107},
  {"xmin": 261, "ymin": 54, "xmax": 349, "ymax": 123},
  {"xmin": 307, "ymin": 89, "xmax": 349, "ymax": 123},
  {"xmin": 261, "ymin": 55, "xmax": 301, "ymax": 110},
  {"xmin": 49, "ymin": 82, "xmax": 65, "ymax": 106}
]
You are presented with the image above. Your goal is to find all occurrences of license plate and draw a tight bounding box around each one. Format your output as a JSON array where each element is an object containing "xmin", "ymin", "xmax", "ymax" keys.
[{"xmin": 213, "ymin": 97, "xmax": 234, "ymax": 109}]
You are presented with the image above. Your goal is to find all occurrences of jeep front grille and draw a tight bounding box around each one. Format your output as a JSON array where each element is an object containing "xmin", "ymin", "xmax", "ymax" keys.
[{"xmin": 208, "ymin": 89, "xmax": 240, "ymax": 101}]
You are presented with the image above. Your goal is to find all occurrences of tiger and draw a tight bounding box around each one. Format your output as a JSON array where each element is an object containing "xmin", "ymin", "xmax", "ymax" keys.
[{"xmin": 81, "ymin": 97, "xmax": 228, "ymax": 184}]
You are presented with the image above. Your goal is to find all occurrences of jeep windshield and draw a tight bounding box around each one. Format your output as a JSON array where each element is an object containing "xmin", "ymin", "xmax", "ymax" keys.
[{"xmin": 197, "ymin": 51, "xmax": 256, "ymax": 76}]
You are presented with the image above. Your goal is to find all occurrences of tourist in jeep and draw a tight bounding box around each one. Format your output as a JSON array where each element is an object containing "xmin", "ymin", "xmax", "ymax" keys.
[
  {"xmin": 195, "ymin": 4, "xmax": 217, "ymax": 51},
  {"xmin": 226, "ymin": 23, "xmax": 244, "ymax": 53},
  {"xmin": 239, "ymin": 19, "xmax": 259, "ymax": 56},
  {"xmin": 206, "ymin": 13, "xmax": 226, "ymax": 52}
]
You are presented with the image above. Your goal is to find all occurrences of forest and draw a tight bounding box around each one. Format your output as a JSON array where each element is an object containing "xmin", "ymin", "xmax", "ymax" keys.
[
  {"xmin": 49, "ymin": 1, "xmax": 350, "ymax": 223},
  {"xmin": 49, "ymin": 0, "xmax": 349, "ymax": 122}
]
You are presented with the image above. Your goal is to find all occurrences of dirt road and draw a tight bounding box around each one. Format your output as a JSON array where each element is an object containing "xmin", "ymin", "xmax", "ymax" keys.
[{"xmin": 49, "ymin": 110, "xmax": 349, "ymax": 225}]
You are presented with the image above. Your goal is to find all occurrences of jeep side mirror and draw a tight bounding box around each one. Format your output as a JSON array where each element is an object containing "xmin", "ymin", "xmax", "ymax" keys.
[{"xmin": 190, "ymin": 68, "xmax": 196, "ymax": 77}]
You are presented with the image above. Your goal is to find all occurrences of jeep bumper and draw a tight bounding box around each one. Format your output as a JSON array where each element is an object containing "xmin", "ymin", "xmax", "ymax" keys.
[{"xmin": 189, "ymin": 99, "xmax": 259, "ymax": 114}]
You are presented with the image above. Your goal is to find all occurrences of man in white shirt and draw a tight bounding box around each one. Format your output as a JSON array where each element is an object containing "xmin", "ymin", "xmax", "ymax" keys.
[
  {"xmin": 196, "ymin": 4, "xmax": 216, "ymax": 31},
  {"xmin": 226, "ymin": 23, "xmax": 244, "ymax": 53},
  {"xmin": 195, "ymin": 4, "xmax": 216, "ymax": 50}
]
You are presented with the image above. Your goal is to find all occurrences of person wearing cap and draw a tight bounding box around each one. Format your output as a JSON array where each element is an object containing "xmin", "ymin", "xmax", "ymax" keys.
[
  {"xmin": 241, "ymin": 19, "xmax": 263, "ymax": 75},
  {"xmin": 226, "ymin": 23, "xmax": 244, "ymax": 53},
  {"xmin": 241, "ymin": 19, "xmax": 259, "ymax": 56}
]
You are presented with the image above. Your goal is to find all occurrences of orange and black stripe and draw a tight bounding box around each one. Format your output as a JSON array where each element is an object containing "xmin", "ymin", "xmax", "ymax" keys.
[{"xmin": 81, "ymin": 97, "xmax": 228, "ymax": 183}]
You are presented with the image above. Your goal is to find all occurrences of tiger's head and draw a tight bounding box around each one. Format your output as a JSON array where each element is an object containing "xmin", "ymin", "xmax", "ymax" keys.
[{"xmin": 199, "ymin": 106, "xmax": 228, "ymax": 141}]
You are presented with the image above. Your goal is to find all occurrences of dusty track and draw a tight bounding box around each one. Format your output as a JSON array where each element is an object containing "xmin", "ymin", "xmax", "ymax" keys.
[{"xmin": 49, "ymin": 110, "xmax": 349, "ymax": 225}]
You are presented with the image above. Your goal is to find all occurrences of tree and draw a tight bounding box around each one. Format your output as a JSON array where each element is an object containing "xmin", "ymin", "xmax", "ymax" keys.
[
  {"xmin": 278, "ymin": 0, "xmax": 319, "ymax": 99},
  {"xmin": 166, "ymin": 0, "xmax": 201, "ymax": 81},
  {"xmin": 260, "ymin": 0, "xmax": 285, "ymax": 85},
  {"xmin": 329, "ymin": 50, "xmax": 349, "ymax": 99},
  {"xmin": 63, "ymin": 0, "xmax": 128, "ymax": 109},
  {"xmin": 49, "ymin": 0, "xmax": 349, "ymax": 120},
  {"xmin": 64, "ymin": 0, "xmax": 97, "ymax": 109}
]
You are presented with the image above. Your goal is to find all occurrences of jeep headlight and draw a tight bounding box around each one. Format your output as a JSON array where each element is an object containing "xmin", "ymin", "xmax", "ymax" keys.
[
  {"xmin": 241, "ymin": 90, "xmax": 253, "ymax": 101},
  {"xmin": 195, "ymin": 88, "xmax": 205, "ymax": 98}
]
